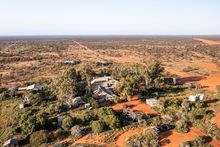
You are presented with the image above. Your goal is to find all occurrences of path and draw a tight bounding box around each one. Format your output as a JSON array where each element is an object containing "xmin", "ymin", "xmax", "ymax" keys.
[{"xmin": 194, "ymin": 38, "xmax": 220, "ymax": 45}]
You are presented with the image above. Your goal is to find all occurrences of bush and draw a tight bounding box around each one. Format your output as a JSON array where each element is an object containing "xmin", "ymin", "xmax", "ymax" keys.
[
  {"xmin": 19, "ymin": 113, "xmax": 37, "ymax": 138},
  {"xmin": 52, "ymin": 67, "xmax": 85, "ymax": 97},
  {"xmin": 30, "ymin": 130, "xmax": 49, "ymax": 146},
  {"xmin": 62, "ymin": 116, "xmax": 73, "ymax": 130},
  {"xmin": 71, "ymin": 125, "xmax": 82, "ymax": 138},
  {"xmin": 125, "ymin": 128, "xmax": 160, "ymax": 147},
  {"xmin": 179, "ymin": 136, "xmax": 212, "ymax": 147},
  {"xmin": 175, "ymin": 119, "xmax": 189, "ymax": 133},
  {"xmin": 90, "ymin": 120, "xmax": 105, "ymax": 133},
  {"xmin": 78, "ymin": 110, "xmax": 96, "ymax": 125}
]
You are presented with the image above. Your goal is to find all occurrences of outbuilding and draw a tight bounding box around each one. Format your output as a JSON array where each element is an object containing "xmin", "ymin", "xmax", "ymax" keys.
[
  {"xmin": 189, "ymin": 94, "xmax": 204, "ymax": 102},
  {"xmin": 146, "ymin": 98, "xmax": 158, "ymax": 107}
]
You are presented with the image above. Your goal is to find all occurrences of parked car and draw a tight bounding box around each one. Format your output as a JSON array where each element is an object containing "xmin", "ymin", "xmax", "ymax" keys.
[{"xmin": 152, "ymin": 124, "xmax": 174, "ymax": 133}]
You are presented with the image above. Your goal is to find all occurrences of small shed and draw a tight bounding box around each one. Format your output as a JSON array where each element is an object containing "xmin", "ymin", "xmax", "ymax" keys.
[
  {"xmin": 84, "ymin": 103, "xmax": 91, "ymax": 108},
  {"xmin": 146, "ymin": 98, "xmax": 158, "ymax": 107},
  {"xmin": 189, "ymin": 94, "xmax": 204, "ymax": 102},
  {"xmin": 3, "ymin": 138, "xmax": 19, "ymax": 147},
  {"xmin": 72, "ymin": 96, "xmax": 85, "ymax": 107},
  {"xmin": 57, "ymin": 116, "xmax": 63, "ymax": 127},
  {"xmin": 19, "ymin": 103, "xmax": 25, "ymax": 109},
  {"xmin": 18, "ymin": 83, "xmax": 43, "ymax": 91}
]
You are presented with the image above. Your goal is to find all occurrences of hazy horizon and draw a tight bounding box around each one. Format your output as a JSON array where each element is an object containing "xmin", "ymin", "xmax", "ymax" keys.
[{"xmin": 0, "ymin": 0, "xmax": 220, "ymax": 36}]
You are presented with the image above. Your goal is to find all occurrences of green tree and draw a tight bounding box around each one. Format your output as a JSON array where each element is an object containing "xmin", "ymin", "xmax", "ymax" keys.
[
  {"xmin": 52, "ymin": 68, "xmax": 82, "ymax": 97},
  {"xmin": 175, "ymin": 119, "xmax": 189, "ymax": 133},
  {"xmin": 114, "ymin": 76, "xmax": 140, "ymax": 101},
  {"xmin": 30, "ymin": 130, "xmax": 49, "ymax": 146},
  {"xmin": 19, "ymin": 112, "xmax": 48, "ymax": 138},
  {"xmin": 19, "ymin": 112, "xmax": 37, "ymax": 138},
  {"xmin": 144, "ymin": 59, "xmax": 164, "ymax": 86},
  {"xmin": 125, "ymin": 128, "xmax": 160, "ymax": 147},
  {"xmin": 62, "ymin": 115, "xmax": 73, "ymax": 130},
  {"xmin": 36, "ymin": 113, "xmax": 48, "ymax": 129},
  {"xmin": 90, "ymin": 120, "xmax": 105, "ymax": 133}
]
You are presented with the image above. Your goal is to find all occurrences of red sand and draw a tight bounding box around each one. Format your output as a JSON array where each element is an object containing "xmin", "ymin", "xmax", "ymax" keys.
[
  {"xmin": 112, "ymin": 96, "xmax": 158, "ymax": 115},
  {"xmin": 167, "ymin": 61, "xmax": 220, "ymax": 93},
  {"xmin": 116, "ymin": 127, "xmax": 144, "ymax": 147},
  {"xmin": 160, "ymin": 128, "xmax": 220, "ymax": 147},
  {"xmin": 194, "ymin": 38, "xmax": 220, "ymax": 45},
  {"xmin": 214, "ymin": 112, "xmax": 220, "ymax": 128}
]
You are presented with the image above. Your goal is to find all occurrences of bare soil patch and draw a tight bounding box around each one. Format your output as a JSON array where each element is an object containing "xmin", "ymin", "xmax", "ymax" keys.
[{"xmin": 194, "ymin": 38, "xmax": 220, "ymax": 45}]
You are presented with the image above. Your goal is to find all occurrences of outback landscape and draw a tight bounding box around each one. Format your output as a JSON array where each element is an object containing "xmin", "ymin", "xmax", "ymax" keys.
[{"xmin": 1, "ymin": 36, "xmax": 220, "ymax": 147}]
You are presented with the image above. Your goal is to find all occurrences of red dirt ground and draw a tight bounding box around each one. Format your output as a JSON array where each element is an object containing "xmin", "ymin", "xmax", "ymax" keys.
[
  {"xmin": 214, "ymin": 111, "xmax": 220, "ymax": 128},
  {"xmin": 112, "ymin": 96, "xmax": 158, "ymax": 115},
  {"xmin": 166, "ymin": 60, "xmax": 220, "ymax": 93},
  {"xmin": 116, "ymin": 127, "xmax": 220, "ymax": 147},
  {"xmin": 160, "ymin": 128, "xmax": 220, "ymax": 147},
  {"xmin": 194, "ymin": 38, "xmax": 220, "ymax": 45},
  {"xmin": 116, "ymin": 127, "xmax": 144, "ymax": 147}
]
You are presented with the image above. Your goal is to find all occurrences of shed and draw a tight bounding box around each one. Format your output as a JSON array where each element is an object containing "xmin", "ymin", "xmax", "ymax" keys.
[
  {"xmin": 146, "ymin": 98, "xmax": 158, "ymax": 107},
  {"xmin": 18, "ymin": 83, "xmax": 43, "ymax": 91},
  {"xmin": 19, "ymin": 103, "xmax": 25, "ymax": 109},
  {"xmin": 57, "ymin": 116, "xmax": 63, "ymax": 127},
  {"xmin": 189, "ymin": 94, "xmax": 204, "ymax": 102},
  {"xmin": 3, "ymin": 138, "xmax": 18, "ymax": 147},
  {"xmin": 72, "ymin": 96, "xmax": 85, "ymax": 107}
]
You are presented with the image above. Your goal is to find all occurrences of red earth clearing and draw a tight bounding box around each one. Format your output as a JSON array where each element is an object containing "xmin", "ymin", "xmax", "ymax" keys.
[{"xmin": 194, "ymin": 38, "xmax": 220, "ymax": 45}]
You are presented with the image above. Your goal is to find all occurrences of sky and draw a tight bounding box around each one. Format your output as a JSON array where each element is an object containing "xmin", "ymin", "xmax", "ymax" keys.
[{"xmin": 0, "ymin": 0, "xmax": 220, "ymax": 36}]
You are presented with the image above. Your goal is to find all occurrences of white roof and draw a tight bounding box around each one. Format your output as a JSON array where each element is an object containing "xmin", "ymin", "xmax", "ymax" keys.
[{"xmin": 18, "ymin": 83, "xmax": 42, "ymax": 91}]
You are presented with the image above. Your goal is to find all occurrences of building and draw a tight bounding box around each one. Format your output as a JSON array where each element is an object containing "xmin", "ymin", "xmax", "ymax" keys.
[
  {"xmin": 3, "ymin": 137, "xmax": 19, "ymax": 147},
  {"xmin": 19, "ymin": 103, "xmax": 25, "ymax": 109},
  {"xmin": 63, "ymin": 59, "xmax": 80, "ymax": 65},
  {"xmin": 18, "ymin": 83, "xmax": 43, "ymax": 91},
  {"xmin": 91, "ymin": 76, "xmax": 119, "ymax": 101},
  {"xmin": 189, "ymin": 94, "xmax": 204, "ymax": 102},
  {"xmin": 71, "ymin": 96, "xmax": 85, "ymax": 107},
  {"xmin": 57, "ymin": 116, "xmax": 63, "ymax": 127},
  {"xmin": 146, "ymin": 98, "xmax": 158, "ymax": 107}
]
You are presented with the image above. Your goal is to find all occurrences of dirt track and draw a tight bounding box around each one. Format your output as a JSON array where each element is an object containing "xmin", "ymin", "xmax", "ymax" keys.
[{"xmin": 194, "ymin": 38, "xmax": 220, "ymax": 45}]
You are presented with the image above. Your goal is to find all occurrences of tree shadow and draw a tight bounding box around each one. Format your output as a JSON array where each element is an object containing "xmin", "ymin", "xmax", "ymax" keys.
[
  {"xmin": 203, "ymin": 136, "xmax": 214, "ymax": 144},
  {"xmin": 178, "ymin": 76, "xmax": 205, "ymax": 84},
  {"xmin": 159, "ymin": 130, "xmax": 172, "ymax": 146},
  {"xmin": 205, "ymin": 99, "xmax": 219, "ymax": 104}
]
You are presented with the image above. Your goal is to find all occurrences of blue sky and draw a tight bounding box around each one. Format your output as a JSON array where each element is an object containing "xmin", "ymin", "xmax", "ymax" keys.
[{"xmin": 0, "ymin": 0, "xmax": 219, "ymax": 35}]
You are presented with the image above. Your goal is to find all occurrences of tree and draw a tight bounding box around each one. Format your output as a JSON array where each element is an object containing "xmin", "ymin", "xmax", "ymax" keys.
[
  {"xmin": 19, "ymin": 112, "xmax": 37, "ymax": 138},
  {"xmin": 144, "ymin": 59, "xmax": 164, "ymax": 86},
  {"xmin": 62, "ymin": 115, "xmax": 73, "ymax": 130},
  {"xmin": 90, "ymin": 120, "xmax": 105, "ymax": 133},
  {"xmin": 19, "ymin": 111, "xmax": 48, "ymax": 138},
  {"xmin": 79, "ymin": 66, "xmax": 95, "ymax": 97},
  {"xmin": 114, "ymin": 76, "xmax": 140, "ymax": 101},
  {"xmin": 175, "ymin": 119, "xmax": 189, "ymax": 133},
  {"xmin": 71, "ymin": 125, "xmax": 82, "ymax": 137},
  {"xmin": 36, "ymin": 113, "xmax": 48, "ymax": 129},
  {"xmin": 30, "ymin": 130, "xmax": 49, "ymax": 146},
  {"xmin": 125, "ymin": 128, "xmax": 160, "ymax": 147},
  {"xmin": 52, "ymin": 68, "xmax": 83, "ymax": 97}
]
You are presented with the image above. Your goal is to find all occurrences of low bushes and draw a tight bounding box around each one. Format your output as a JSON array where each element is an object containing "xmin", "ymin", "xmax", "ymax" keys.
[
  {"xmin": 30, "ymin": 130, "xmax": 50, "ymax": 146},
  {"xmin": 179, "ymin": 136, "xmax": 212, "ymax": 147},
  {"xmin": 125, "ymin": 128, "xmax": 160, "ymax": 147}
]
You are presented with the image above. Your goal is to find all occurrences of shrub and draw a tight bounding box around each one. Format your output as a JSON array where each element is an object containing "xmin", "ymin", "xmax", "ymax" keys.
[
  {"xmin": 30, "ymin": 130, "xmax": 49, "ymax": 146},
  {"xmin": 90, "ymin": 120, "xmax": 105, "ymax": 133},
  {"xmin": 179, "ymin": 136, "xmax": 212, "ymax": 147},
  {"xmin": 125, "ymin": 128, "xmax": 160, "ymax": 147},
  {"xmin": 52, "ymin": 68, "xmax": 85, "ymax": 97},
  {"xmin": 62, "ymin": 116, "xmax": 73, "ymax": 130},
  {"xmin": 175, "ymin": 119, "xmax": 189, "ymax": 133},
  {"xmin": 71, "ymin": 125, "xmax": 82, "ymax": 138}
]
